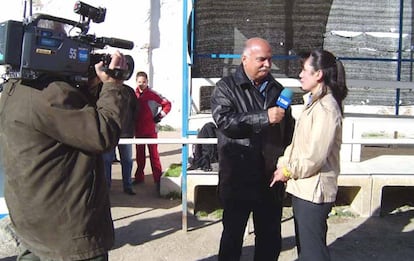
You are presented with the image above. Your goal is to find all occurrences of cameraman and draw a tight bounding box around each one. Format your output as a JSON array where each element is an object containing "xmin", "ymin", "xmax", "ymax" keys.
[{"xmin": 0, "ymin": 50, "xmax": 128, "ymax": 260}]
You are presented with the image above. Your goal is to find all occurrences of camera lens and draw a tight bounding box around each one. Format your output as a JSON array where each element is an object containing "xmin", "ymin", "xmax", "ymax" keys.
[{"xmin": 98, "ymin": 54, "xmax": 134, "ymax": 80}]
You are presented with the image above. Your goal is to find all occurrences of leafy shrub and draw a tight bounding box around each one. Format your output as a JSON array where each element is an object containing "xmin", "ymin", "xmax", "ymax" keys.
[
  {"xmin": 159, "ymin": 124, "xmax": 175, "ymax": 131},
  {"xmin": 163, "ymin": 163, "xmax": 182, "ymax": 177}
]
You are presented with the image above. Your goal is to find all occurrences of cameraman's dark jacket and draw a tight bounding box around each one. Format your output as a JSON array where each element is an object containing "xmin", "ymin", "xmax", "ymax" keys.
[
  {"xmin": 211, "ymin": 65, "xmax": 295, "ymax": 201},
  {"xmin": 120, "ymin": 85, "xmax": 139, "ymax": 138},
  {"xmin": 0, "ymin": 79, "xmax": 125, "ymax": 260}
]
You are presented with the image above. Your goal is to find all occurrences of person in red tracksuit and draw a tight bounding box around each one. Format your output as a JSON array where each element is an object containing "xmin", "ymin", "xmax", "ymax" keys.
[{"xmin": 134, "ymin": 71, "xmax": 171, "ymax": 188}]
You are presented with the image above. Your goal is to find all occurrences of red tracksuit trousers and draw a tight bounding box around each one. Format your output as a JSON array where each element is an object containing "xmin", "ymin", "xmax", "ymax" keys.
[{"xmin": 135, "ymin": 133, "xmax": 162, "ymax": 183}]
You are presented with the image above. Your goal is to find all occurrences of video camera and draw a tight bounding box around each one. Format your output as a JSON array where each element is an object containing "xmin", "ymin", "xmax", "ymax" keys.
[{"xmin": 0, "ymin": 1, "xmax": 134, "ymax": 84}]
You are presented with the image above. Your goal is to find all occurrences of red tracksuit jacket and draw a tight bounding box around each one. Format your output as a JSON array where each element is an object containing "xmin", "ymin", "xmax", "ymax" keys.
[{"xmin": 135, "ymin": 87, "xmax": 171, "ymax": 136}]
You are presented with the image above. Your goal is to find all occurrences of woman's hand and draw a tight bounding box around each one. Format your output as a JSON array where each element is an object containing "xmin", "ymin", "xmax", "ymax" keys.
[{"xmin": 270, "ymin": 167, "xmax": 290, "ymax": 187}]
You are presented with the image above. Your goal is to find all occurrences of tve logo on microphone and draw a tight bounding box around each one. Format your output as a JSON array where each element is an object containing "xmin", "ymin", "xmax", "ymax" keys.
[{"xmin": 276, "ymin": 88, "xmax": 294, "ymax": 109}]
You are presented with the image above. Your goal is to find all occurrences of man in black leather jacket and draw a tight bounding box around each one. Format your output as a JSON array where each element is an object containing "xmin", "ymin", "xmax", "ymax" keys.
[{"xmin": 211, "ymin": 37, "xmax": 295, "ymax": 261}]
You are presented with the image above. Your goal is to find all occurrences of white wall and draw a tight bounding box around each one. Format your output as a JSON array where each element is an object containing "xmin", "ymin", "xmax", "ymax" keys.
[
  {"xmin": 0, "ymin": 0, "xmax": 185, "ymax": 129},
  {"xmin": 150, "ymin": 0, "xmax": 184, "ymax": 129}
]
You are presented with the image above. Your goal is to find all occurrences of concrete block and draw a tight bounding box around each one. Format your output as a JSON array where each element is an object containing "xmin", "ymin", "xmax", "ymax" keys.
[
  {"xmin": 371, "ymin": 175, "xmax": 414, "ymax": 216},
  {"xmin": 186, "ymin": 170, "xmax": 218, "ymax": 213},
  {"xmin": 338, "ymin": 175, "xmax": 373, "ymax": 217},
  {"xmin": 183, "ymin": 156, "xmax": 414, "ymax": 218},
  {"xmin": 160, "ymin": 175, "xmax": 181, "ymax": 196}
]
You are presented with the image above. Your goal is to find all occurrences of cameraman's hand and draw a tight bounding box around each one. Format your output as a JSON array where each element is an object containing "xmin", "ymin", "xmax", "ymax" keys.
[{"xmin": 95, "ymin": 50, "xmax": 127, "ymax": 84}]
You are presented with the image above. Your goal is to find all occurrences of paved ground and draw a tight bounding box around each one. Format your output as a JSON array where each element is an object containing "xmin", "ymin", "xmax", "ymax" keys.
[{"xmin": 1, "ymin": 130, "xmax": 414, "ymax": 260}]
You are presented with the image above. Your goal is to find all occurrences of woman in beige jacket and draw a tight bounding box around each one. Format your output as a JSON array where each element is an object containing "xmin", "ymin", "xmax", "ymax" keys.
[{"xmin": 271, "ymin": 49, "xmax": 348, "ymax": 261}]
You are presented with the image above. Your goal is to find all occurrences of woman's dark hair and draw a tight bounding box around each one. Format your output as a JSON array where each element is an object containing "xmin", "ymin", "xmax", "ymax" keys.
[
  {"xmin": 136, "ymin": 71, "xmax": 148, "ymax": 80},
  {"xmin": 301, "ymin": 49, "xmax": 348, "ymax": 114}
]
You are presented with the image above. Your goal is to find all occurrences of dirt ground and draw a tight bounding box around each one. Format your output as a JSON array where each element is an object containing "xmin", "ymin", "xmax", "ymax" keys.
[{"xmin": 1, "ymin": 130, "xmax": 414, "ymax": 261}]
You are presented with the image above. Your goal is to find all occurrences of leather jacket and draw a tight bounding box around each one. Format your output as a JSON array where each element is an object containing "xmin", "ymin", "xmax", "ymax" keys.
[{"xmin": 211, "ymin": 65, "xmax": 295, "ymax": 201}]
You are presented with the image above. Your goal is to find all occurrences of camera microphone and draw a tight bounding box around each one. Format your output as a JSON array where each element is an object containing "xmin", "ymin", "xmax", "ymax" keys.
[
  {"xmin": 276, "ymin": 88, "xmax": 294, "ymax": 109},
  {"xmin": 94, "ymin": 37, "xmax": 134, "ymax": 50}
]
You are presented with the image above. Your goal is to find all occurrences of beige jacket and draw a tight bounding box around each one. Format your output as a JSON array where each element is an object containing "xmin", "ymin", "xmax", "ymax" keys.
[{"xmin": 278, "ymin": 91, "xmax": 342, "ymax": 203}]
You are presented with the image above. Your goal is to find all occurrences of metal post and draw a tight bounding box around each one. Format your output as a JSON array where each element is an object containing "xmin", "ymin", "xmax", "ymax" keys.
[
  {"xmin": 395, "ymin": 0, "xmax": 404, "ymax": 115},
  {"xmin": 181, "ymin": 0, "xmax": 189, "ymax": 232}
]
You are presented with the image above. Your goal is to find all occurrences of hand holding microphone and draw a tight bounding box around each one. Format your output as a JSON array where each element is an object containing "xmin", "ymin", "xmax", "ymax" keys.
[
  {"xmin": 268, "ymin": 107, "xmax": 285, "ymax": 124},
  {"xmin": 268, "ymin": 88, "xmax": 293, "ymax": 124}
]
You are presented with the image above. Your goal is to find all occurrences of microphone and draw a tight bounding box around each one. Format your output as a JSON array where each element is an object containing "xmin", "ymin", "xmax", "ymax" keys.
[
  {"xmin": 276, "ymin": 88, "xmax": 294, "ymax": 109},
  {"xmin": 94, "ymin": 37, "xmax": 134, "ymax": 50}
]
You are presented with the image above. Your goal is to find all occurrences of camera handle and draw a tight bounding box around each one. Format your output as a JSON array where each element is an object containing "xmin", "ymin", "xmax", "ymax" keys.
[
  {"xmin": 102, "ymin": 68, "xmax": 126, "ymax": 80},
  {"xmin": 26, "ymin": 14, "xmax": 88, "ymax": 33}
]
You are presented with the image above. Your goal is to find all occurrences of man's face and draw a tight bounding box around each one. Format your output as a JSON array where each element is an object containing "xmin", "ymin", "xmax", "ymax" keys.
[
  {"xmin": 242, "ymin": 44, "xmax": 272, "ymax": 83},
  {"xmin": 136, "ymin": 76, "xmax": 148, "ymax": 91}
]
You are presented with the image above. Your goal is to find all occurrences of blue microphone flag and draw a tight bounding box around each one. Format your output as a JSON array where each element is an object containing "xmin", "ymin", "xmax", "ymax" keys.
[{"xmin": 276, "ymin": 88, "xmax": 294, "ymax": 109}]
